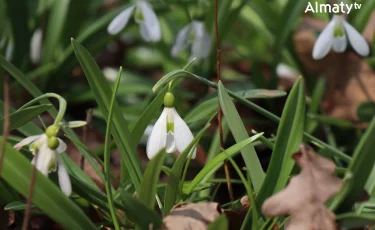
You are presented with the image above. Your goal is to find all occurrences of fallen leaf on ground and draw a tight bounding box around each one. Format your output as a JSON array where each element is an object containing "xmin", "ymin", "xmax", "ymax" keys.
[
  {"xmin": 262, "ymin": 145, "xmax": 342, "ymax": 230},
  {"xmin": 162, "ymin": 202, "xmax": 223, "ymax": 230}
]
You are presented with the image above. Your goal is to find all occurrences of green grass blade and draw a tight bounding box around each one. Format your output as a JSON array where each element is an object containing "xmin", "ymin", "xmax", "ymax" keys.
[
  {"xmin": 71, "ymin": 39, "xmax": 142, "ymax": 191},
  {"xmin": 186, "ymin": 133, "xmax": 263, "ymax": 195},
  {"xmin": 70, "ymin": 176, "xmax": 162, "ymax": 229},
  {"xmin": 0, "ymin": 104, "xmax": 52, "ymax": 131},
  {"xmin": 136, "ymin": 150, "xmax": 167, "ymax": 229},
  {"xmin": 218, "ymin": 81, "xmax": 265, "ymax": 189},
  {"xmin": 42, "ymin": 0, "xmax": 70, "ymax": 65},
  {"xmin": 350, "ymin": 0, "xmax": 375, "ymax": 32},
  {"xmin": 164, "ymin": 122, "xmax": 211, "ymax": 215},
  {"xmin": 336, "ymin": 212, "xmax": 375, "ymax": 228},
  {"xmin": 338, "ymin": 116, "xmax": 375, "ymax": 211},
  {"xmin": 256, "ymin": 77, "xmax": 305, "ymax": 209},
  {"xmin": 1, "ymin": 142, "xmax": 96, "ymax": 230},
  {"xmin": 208, "ymin": 215, "xmax": 229, "ymax": 230},
  {"xmin": 104, "ymin": 67, "xmax": 122, "ymax": 230}
]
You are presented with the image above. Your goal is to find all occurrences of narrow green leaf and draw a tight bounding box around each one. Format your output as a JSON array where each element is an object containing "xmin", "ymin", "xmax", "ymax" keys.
[
  {"xmin": 350, "ymin": 0, "xmax": 375, "ymax": 32},
  {"xmin": 256, "ymin": 77, "xmax": 305, "ymax": 209},
  {"xmin": 70, "ymin": 176, "xmax": 162, "ymax": 229},
  {"xmin": 164, "ymin": 122, "xmax": 211, "ymax": 215},
  {"xmin": 357, "ymin": 101, "xmax": 375, "ymax": 122},
  {"xmin": 338, "ymin": 116, "xmax": 375, "ymax": 211},
  {"xmin": 306, "ymin": 77, "xmax": 325, "ymax": 133},
  {"xmin": 208, "ymin": 215, "xmax": 228, "ymax": 230},
  {"xmin": 0, "ymin": 104, "xmax": 52, "ymax": 131},
  {"xmin": 42, "ymin": 0, "xmax": 70, "ymax": 64},
  {"xmin": 336, "ymin": 212, "xmax": 375, "ymax": 228},
  {"xmin": 186, "ymin": 133, "xmax": 263, "ymax": 195},
  {"xmin": 138, "ymin": 151, "xmax": 167, "ymax": 211},
  {"xmin": 72, "ymin": 40, "xmax": 142, "ymax": 191},
  {"xmin": 1, "ymin": 142, "xmax": 96, "ymax": 230},
  {"xmin": 218, "ymin": 81, "xmax": 265, "ymax": 189},
  {"xmin": 104, "ymin": 67, "xmax": 122, "ymax": 230}
]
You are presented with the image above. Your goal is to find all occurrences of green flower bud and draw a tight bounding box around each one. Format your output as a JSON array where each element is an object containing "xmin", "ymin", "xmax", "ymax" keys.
[
  {"xmin": 45, "ymin": 125, "xmax": 59, "ymax": 138},
  {"xmin": 164, "ymin": 92, "xmax": 175, "ymax": 108},
  {"xmin": 48, "ymin": 137, "xmax": 59, "ymax": 150}
]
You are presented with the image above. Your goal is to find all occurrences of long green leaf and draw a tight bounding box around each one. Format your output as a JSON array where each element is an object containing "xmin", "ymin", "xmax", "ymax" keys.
[
  {"xmin": 164, "ymin": 122, "xmax": 211, "ymax": 215},
  {"xmin": 72, "ymin": 40, "xmax": 142, "ymax": 191},
  {"xmin": 256, "ymin": 77, "xmax": 305, "ymax": 209},
  {"xmin": 218, "ymin": 81, "xmax": 265, "ymax": 189},
  {"xmin": 338, "ymin": 116, "xmax": 375, "ymax": 211},
  {"xmin": 208, "ymin": 215, "xmax": 229, "ymax": 230},
  {"xmin": 186, "ymin": 133, "xmax": 263, "ymax": 195},
  {"xmin": 336, "ymin": 212, "xmax": 375, "ymax": 228},
  {"xmin": 0, "ymin": 104, "xmax": 52, "ymax": 131},
  {"xmin": 1, "ymin": 142, "xmax": 96, "ymax": 230},
  {"xmin": 138, "ymin": 151, "xmax": 166, "ymax": 210}
]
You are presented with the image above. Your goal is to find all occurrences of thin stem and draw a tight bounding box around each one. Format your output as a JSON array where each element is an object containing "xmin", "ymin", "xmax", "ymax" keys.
[
  {"xmin": 19, "ymin": 93, "xmax": 67, "ymax": 126},
  {"xmin": 22, "ymin": 151, "xmax": 39, "ymax": 230},
  {"xmin": 0, "ymin": 76, "xmax": 10, "ymax": 176},
  {"xmin": 104, "ymin": 67, "xmax": 122, "ymax": 230},
  {"xmin": 80, "ymin": 109, "xmax": 93, "ymax": 170},
  {"xmin": 215, "ymin": 0, "xmax": 234, "ymax": 202}
]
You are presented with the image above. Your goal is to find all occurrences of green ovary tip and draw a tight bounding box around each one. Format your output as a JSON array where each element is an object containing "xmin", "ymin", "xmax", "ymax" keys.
[
  {"xmin": 164, "ymin": 92, "xmax": 175, "ymax": 108},
  {"xmin": 167, "ymin": 122, "xmax": 174, "ymax": 133}
]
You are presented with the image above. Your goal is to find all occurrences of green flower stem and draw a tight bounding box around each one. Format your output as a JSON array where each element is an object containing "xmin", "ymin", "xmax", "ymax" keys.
[
  {"xmin": 18, "ymin": 93, "xmax": 67, "ymax": 127},
  {"xmin": 152, "ymin": 70, "xmax": 351, "ymax": 162}
]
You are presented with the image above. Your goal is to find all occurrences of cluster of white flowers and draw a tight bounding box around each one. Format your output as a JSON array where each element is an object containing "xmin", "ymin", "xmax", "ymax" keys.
[
  {"xmin": 313, "ymin": 15, "xmax": 369, "ymax": 60},
  {"xmin": 107, "ymin": 0, "xmax": 211, "ymax": 61}
]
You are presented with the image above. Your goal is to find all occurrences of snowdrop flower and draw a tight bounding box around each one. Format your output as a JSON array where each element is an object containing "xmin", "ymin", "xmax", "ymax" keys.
[
  {"xmin": 30, "ymin": 28, "xmax": 43, "ymax": 64},
  {"xmin": 313, "ymin": 15, "xmax": 370, "ymax": 60},
  {"xmin": 107, "ymin": 0, "xmax": 161, "ymax": 42},
  {"xmin": 171, "ymin": 21, "xmax": 211, "ymax": 61},
  {"xmin": 146, "ymin": 92, "xmax": 195, "ymax": 159},
  {"xmin": 14, "ymin": 125, "xmax": 72, "ymax": 196}
]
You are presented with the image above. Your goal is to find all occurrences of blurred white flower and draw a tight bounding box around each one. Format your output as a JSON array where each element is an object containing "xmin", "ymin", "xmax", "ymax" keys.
[
  {"xmin": 14, "ymin": 133, "xmax": 72, "ymax": 196},
  {"xmin": 107, "ymin": 0, "xmax": 161, "ymax": 42},
  {"xmin": 30, "ymin": 28, "xmax": 43, "ymax": 64},
  {"xmin": 312, "ymin": 15, "xmax": 369, "ymax": 60},
  {"xmin": 103, "ymin": 67, "xmax": 118, "ymax": 82},
  {"xmin": 146, "ymin": 92, "xmax": 195, "ymax": 159},
  {"xmin": 276, "ymin": 63, "xmax": 299, "ymax": 81},
  {"xmin": 5, "ymin": 41, "xmax": 13, "ymax": 62},
  {"xmin": 171, "ymin": 21, "xmax": 211, "ymax": 61}
]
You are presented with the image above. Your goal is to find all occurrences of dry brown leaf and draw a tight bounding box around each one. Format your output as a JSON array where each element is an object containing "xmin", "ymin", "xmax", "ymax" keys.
[
  {"xmin": 294, "ymin": 14, "xmax": 375, "ymax": 122},
  {"xmin": 262, "ymin": 145, "xmax": 342, "ymax": 230},
  {"xmin": 162, "ymin": 202, "xmax": 222, "ymax": 230}
]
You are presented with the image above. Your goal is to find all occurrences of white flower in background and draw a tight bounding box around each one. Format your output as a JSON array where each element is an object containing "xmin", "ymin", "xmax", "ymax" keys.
[
  {"xmin": 276, "ymin": 63, "xmax": 299, "ymax": 81},
  {"xmin": 14, "ymin": 126, "xmax": 72, "ymax": 196},
  {"xmin": 172, "ymin": 21, "xmax": 211, "ymax": 61},
  {"xmin": 107, "ymin": 0, "xmax": 161, "ymax": 42},
  {"xmin": 5, "ymin": 41, "xmax": 13, "ymax": 62},
  {"xmin": 30, "ymin": 28, "xmax": 43, "ymax": 64},
  {"xmin": 146, "ymin": 92, "xmax": 195, "ymax": 159},
  {"xmin": 312, "ymin": 15, "xmax": 370, "ymax": 60}
]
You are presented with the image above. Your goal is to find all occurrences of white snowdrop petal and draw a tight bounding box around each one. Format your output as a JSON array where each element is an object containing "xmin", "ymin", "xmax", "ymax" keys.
[
  {"xmin": 57, "ymin": 156, "xmax": 72, "ymax": 196},
  {"xmin": 14, "ymin": 134, "xmax": 42, "ymax": 150},
  {"xmin": 343, "ymin": 21, "xmax": 370, "ymax": 57},
  {"xmin": 312, "ymin": 19, "xmax": 335, "ymax": 60},
  {"xmin": 146, "ymin": 108, "xmax": 167, "ymax": 159},
  {"xmin": 35, "ymin": 145, "xmax": 54, "ymax": 176},
  {"xmin": 332, "ymin": 35, "xmax": 347, "ymax": 53},
  {"xmin": 190, "ymin": 22, "xmax": 211, "ymax": 60},
  {"xmin": 107, "ymin": 5, "xmax": 135, "ymax": 35},
  {"xmin": 5, "ymin": 42, "xmax": 13, "ymax": 62},
  {"xmin": 139, "ymin": 1, "xmax": 161, "ymax": 42},
  {"xmin": 165, "ymin": 132, "xmax": 176, "ymax": 153},
  {"xmin": 171, "ymin": 24, "xmax": 192, "ymax": 56},
  {"xmin": 30, "ymin": 28, "xmax": 43, "ymax": 64},
  {"xmin": 172, "ymin": 108, "xmax": 196, "ymax": 159},
  {"xmin": 56, "ymin": 138, "xmax": 67, "ymax": 153}
]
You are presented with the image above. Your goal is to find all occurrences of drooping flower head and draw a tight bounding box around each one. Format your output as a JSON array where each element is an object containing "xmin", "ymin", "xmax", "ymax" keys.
[
  {"xmin": 312, "ymin": 15, "xmax": 370, "ymax": 60},
  {"xmin": 107, "ymin": 0, "xmax": 161, "ymax": 42},
  {"xmin": 146, "ymin": 92, "xmax": 195, "ymax": 159},
  {"xmin": 171, "ymin": 21, "xmax": 211, "ymax": 61},
  {"xmin": 14, "ymin": 125, "xmax": 72, "ymax": 196}
]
